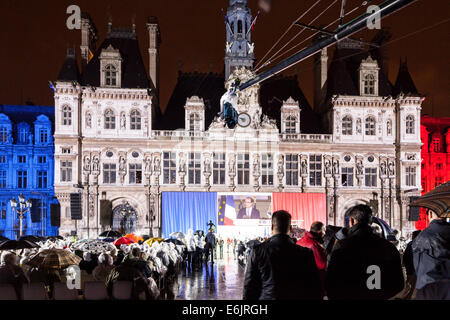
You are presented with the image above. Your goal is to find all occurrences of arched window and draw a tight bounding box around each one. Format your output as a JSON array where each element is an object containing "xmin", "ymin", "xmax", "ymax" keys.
[
  {"xmin": 365, "ymin": 116, "xmax": 376, "ymax": 136},
  {"xmin": 406, "ymin": 115, "xmax": 415, "ymax": 134},
  {"xmin": 285, "ymin": 116, "xmax": 297, "ymax": 133},
  {"xmin": 104, "ymin": 109, "xmax": 115, "ymax": 129},
  {"xmin": 104, "ymin": 65, "xmax": 117, "ymax": 86},
  {"xmin": 342, "ymin": 116, "xmax": 353, "ymax": 135},
  {"xmin": 62, "ymin": 105, "xmax": 72, "ymax": 126},
  {"xmin": 130, "ymin": 110, "xmax": 141, "ymax": 130},
  {"xmin": 0, "ymin": 127, "xmax": 7, "ymax": 143},
  {"xmin": 431, "ymin": 138, "xmax": 440, "ymax": 153},
  {"xmin": 189, "ymin": 113, "xmax": 201, "ymax": 131},
  {"xmin": 238, "ymin": 20, "xmax": 243, "ymax": 34},
  {"xmin": 363, "ymin": 74, "xmax": 375, "ymax": 95}
]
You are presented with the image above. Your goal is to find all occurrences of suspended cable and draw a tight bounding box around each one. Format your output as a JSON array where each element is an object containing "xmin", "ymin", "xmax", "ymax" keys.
[
  {"xmin": 254, "ymin": 0, "xmax": 324, "ymax": 70},
  {"xmin": 255, "ymin": 0, "xmax": 339, "ymax": 72},
  {"xmin": 255, "ymin": 0, "xmax": 372, "ymax": 73}
]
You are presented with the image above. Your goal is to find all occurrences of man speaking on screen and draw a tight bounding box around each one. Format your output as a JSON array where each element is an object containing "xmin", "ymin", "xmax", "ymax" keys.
[{"xmin": 237, "ymin": 197, "xmax": 260, "ymax": 219}]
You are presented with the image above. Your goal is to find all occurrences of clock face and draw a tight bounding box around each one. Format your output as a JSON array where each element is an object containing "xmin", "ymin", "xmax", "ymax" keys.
[{"xmin": 238, "ymin": 113, "xmax": 251, "ymax": 128}]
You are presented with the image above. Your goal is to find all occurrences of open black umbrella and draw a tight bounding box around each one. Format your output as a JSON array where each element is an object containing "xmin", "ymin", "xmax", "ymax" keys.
[
  {"xmin": 99, "ymin": 230, "xmax": 122, "ymax": 238},
  {"xmin": 0, "ymin": 239, "xmax": 40, "ymax": 250},
  {"xmin": 46, "ymin": 235, "xmax": 64, "ymax": 241},
  {"xmin": 164, "ymin": 238, "xmax": 184, "ymax": 246},
  {"xmin": 410, "ymin": 180, "xmax": 450, "ymax": 217},
  {"xmin": 100, "ymin": 237, "xmax": 116, "ymax": 243},
  {"xmin": 0, "ymin": 236, "xmax": 9, "ymax": 242},
  {"xmin": 19, "ymin": 235, "xmax": 44, "ymax": 243}
]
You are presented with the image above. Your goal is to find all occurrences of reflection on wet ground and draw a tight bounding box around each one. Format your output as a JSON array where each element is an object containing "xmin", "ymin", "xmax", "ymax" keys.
[{"xmin": 174, "ymin": 250, "xmax": 246, "ymax": 300}]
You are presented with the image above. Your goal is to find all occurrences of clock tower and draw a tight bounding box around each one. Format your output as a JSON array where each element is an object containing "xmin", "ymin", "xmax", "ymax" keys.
[{"xmin": 224, "ymin": 0, "xmax": 255, "ymax": 81}]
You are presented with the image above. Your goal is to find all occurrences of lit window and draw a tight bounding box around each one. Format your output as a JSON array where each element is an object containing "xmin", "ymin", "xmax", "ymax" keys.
[
  {"xmin": 130, "ymin": 110, "xmax": 141, "ymax": 130},
  {"xmin": 104, "ymin": 65, "xmax": 117, "ymax": 86},
  {"xmin": 104, "ymin": 109, "xmax": 115, "ymax": 129},
  {"xmin": 129, "ymin": 164, "xmax": 142, "ymax": 184},
  {"xmin": 406, "ymin": 115, "xmax": 415, "ymax": 134},
  {"xmin": 39, "ymin": 129, "xmax": 48, "ymax": 143},
  {"xmin": 0, "ymin": 127, "xmax": 7, "ymax": 143},
  {"xmin": 341, "ymin": 167, "xmax": 354, "ymax": 187},
  {"xmin": 189, "ymin": 113, "xmax": 201, "ymax": 132},
  {"xmin": 406, "ymin": 166, "xmax": 416, "ymax": 186},
  {"xmin": 237, "ymin": 154, "xmax": 250, "ymax": 185},
  {"xmin": 213, "ymin": 153, "xmax": 226, "ymax": 185},
  {"xmin": 163, "ymin": 152, "xmax": 177, "ymax": 184},
  {"xmin": 365, "ymin": 116, "xmax": 376, "ymax": 136},
  {"xmin": 188, "ymin": 153, "xmax": 201, "ymax": 185},
  {"xmin": 37, "ymin": 171, "xmax": 47, "ymax": 188},
  {"xmin": 60, "ymin": 161, "xmax": 72, "ymax": 182},
  {"xmin": 342, "ymin": 116, "xmax": 353, "ymax": 135},
  {"xmin": 17, "ymin": 170, "xmax": 27, "ymax": 188},
  {"xmin": 285, "ymin": 154, "xmax": 298, "ymax": 186},
  {"xmin": 62, "ymin": 105, "xmax": 72, "ymax": 126},
  {"xmin": 363, "ymin": 74, "xmax": 375, "ymax": 95},
  {"xmin": 103, "ymin": 163, "xmax": 116, "ymax": 184},
  {"xmin": 261, "ymin": 154, "xmax": 274, "ymax": 185},
  {"xmin": 309, "ymin": 154, "xmax": 322, "ymax": 186},
  {"xmin": 365, "ymin": 168, "xmax": 377, "ymax": 187},
  {"xmin": 285, "ymin": 116, "xmax": 297, "ymax": 134}
]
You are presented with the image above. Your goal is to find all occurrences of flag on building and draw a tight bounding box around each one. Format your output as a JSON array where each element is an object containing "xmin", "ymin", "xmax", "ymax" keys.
[{"xmin": 250, "ymin": 11, "xmax": 260, "ymax": 31}]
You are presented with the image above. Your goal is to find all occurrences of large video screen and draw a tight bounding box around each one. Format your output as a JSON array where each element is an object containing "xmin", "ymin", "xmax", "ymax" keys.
[{"xmin": 217, "ymin": 193, "xmax": 272, "ymax": 226}]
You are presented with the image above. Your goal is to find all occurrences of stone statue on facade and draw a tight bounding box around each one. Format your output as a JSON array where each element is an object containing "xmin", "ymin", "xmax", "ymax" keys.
[
  {"xmin": 92, "ymin": 156, "xmax": 99, "ymax": 173},
  {"xmin": 120, "ymin": 113, "xmax": 126, "ymax": 129},
  {"xmin": 86, "ymin": 112, "xmax": 92, "ymax": 128},
  {"xmin": 301, "ymin": 159, "xmax": 308, "ymax": 175},
  {"xmin": 388, "ymin": 161, "xmax": 395, "ymax": 176},
  {"xmin": 145, "ymin": 156, "xmax": 152, "ymax": 174},
  {"xmin": 84, "ymin": 156, "xmax": 91, "ymax": 173},
  {"xmin": 356, "ymin": 160, "xmax": 364, "ymax": 176},
  {"xmin": 119, "ymin": 156, "xmax": 126, "ymax": 172},
  {"xmin": 380, "ymin": 161, "xmax": 387, "ymax": 176},
  {"xmin": 333, "ymin": 159, "xmax": 340, "ymax": 176},
  {"xmin": 356, "ymin": 118, "xmax": 362, "ymax": 134},
  {"xmin": 325, "ymin": 159, "xmax": 332, "ymax": 175}
]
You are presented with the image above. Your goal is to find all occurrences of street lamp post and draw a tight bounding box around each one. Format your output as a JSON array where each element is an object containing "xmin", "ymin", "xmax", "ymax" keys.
[{"xmin": 10, "ymin": 193, "xmax": 32, "ymax": 238}]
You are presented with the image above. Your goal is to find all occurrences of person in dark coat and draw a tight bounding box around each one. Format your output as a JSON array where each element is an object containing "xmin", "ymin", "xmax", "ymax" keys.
[
  {"xmin": 402, "ymin": 230, "xmax": 420, "ymax": 299},
  {"xmin": 325, "ymin": 205, "xmax": 404, "ymax": 300},
  {"xmin": 237, "ymin": 197, "xmax": 260, "ymax": 219},
  {"xmin": 412, "ymin": 210, "xmax": 450, "ymax": 300},
  {"xmin": 204, "ymin": 229, "xmax": 216, "ymax": 263},
  {"xmin": 243, "ymin": 210, "xmax": 322, "ymax": 300},
  {"xmin": 0, "ymin": 253, "xmax": 29, "ymax": 299}
]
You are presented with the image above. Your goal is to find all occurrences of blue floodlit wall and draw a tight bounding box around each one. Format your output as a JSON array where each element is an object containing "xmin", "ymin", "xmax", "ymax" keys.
[{"xmin": 0, "ymin": 105, "xmax": 58, "ymax": 239}]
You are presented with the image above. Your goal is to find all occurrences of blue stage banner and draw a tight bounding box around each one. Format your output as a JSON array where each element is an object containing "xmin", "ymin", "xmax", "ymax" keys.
[{"xmin": 162, "ymin": 192, "xmax": 218, "ymax": 238}]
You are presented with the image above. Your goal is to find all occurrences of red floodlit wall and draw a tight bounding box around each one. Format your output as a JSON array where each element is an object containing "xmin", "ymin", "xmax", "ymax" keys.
[{"xmin": 417, "ymin": 116, "xmax": 450, "ymax": 230}]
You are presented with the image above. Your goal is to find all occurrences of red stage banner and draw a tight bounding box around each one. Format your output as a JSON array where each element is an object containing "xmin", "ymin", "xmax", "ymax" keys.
[{"xmin": 272, "ymin": 193, "xmax": 327, "ymax": 230}]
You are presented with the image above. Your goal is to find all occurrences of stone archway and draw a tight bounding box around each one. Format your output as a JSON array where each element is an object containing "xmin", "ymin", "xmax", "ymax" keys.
[{"xmin": 112, "ymin": 202, "xmax": 138, "ymax": 235}]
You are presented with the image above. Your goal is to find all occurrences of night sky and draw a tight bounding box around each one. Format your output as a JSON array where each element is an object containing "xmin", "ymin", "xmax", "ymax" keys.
[{"xmin": 0, "ymin": 0, "xmax": 448, "ymax": 117}]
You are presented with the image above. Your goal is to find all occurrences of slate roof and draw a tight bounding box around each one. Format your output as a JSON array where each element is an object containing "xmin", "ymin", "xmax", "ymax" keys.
[
  {"xmin": 158, "ymin": 71, "xmax": 324, "ymax": 133},
  {"xmin": 393, "ymin": 60, "xmax": 419, "ymax": 96},
  {"xmin": 56, "ymin": 48, "xmax": 80, "ymax": 82}
]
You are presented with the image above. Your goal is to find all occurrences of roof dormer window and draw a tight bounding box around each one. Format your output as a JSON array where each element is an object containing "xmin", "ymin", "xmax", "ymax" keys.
[
  {"xmin": 104, "ymin": 65, "xmax": 117, "ymax": 86},
  {"xmin": 359, "ymin": 56, "xmax": 379, "ymax": 96},
  {"xmin": 99, "ymin": 45, "xmax": 122, "ymax": 88}
]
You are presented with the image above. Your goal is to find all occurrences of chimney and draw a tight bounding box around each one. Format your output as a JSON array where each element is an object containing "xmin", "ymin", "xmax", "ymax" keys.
[
  {"xmin": 80, "ymin": 13, "xmax": 98, "ymax": 70},
  {"xmin": 146, "ymin": 16, "xmax": 161, "ymax": 103},
  {"xmin": 313, "ymin": 34, "xmax": 328, "ymax": 112}
]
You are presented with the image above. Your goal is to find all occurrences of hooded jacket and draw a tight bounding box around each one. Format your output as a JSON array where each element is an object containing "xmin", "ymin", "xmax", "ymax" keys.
[{"xmin": 296, "ymin": 232, "xmax": 327, "ymax": 270}]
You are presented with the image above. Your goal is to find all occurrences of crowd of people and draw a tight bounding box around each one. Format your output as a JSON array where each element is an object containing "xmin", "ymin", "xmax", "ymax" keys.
[{"xmin": 242, "ymin": 205, "xmax": 449, "ymax": 300}]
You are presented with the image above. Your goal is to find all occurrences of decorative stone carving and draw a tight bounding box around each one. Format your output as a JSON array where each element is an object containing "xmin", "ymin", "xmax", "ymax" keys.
[
  {"xmin": 120, "ymin": 112, "xmax": 126, "ymax": 129},
  {"xmin": 388, "ymin": 160, "xmax": 395, "ymax": 176},
  {"xmin": 252, "ymin": 109, "xmax": 261, "ymax": 129},
  {"xmin": 356, "ymin": 160, "xmax": 364, "ymax": 176},
  {"xmin": 178, "ymin": 152, "xmax": 186, "ymax": 190},
  {"xmin": 203, "ymin": 154, "xmax": 212, "ymax": 189},
  {"xmin": 83, "ymin": 155, "xmax": 91, "ymax": 173},
  {"xmin": 92, "ymin": 156, "xmax": 99, "ymax": 173},
  {"xmin": 228, "ymin": 154, "xmax": 236, "ymax": 190},
  {"xmin": 356, "ymin": 118, "xmax": 362, "ymax": 134},
  {"xmin": 253, "ymin": 154, "xmax": 260, "ymax": 190},
  {"xmin": 380, "ymin": 160, "xmax": 387, "ymax": 176},
  {"xmin": 325, "ymin": 158, "xmax": 332, "ymax": 175},
  {"xmin": 261, "ymin": 115, "xmax": 277, "ymax": 129},
  {"xmin": 301, "ymin": 158, "xmax": 308, "ymax": 176},
  {"xmin": 277, "ymin": 154, "xmax": 284, "ymax": 191},
  {"xmin": 145, "ymin": 156, "xmax": 152, "ymax": 174},
  {"xmin": 86, "ymin": 112, "xmax": 92, "ymax": 128},
  {"xmin": 332, "ymin": 159, "xmax": 340, "ymax": 176}
]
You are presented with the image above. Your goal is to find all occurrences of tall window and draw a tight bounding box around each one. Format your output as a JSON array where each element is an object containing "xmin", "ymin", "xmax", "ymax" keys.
[
  {"xmin": 38, "ymin": 156, "xmax": 46, "ymax": 164},
  {"xmin": 188, "ymin": 153, "xmax": 201, "ymax": 185},
  {"xmin": 237, "ymin": 20, "xmax": 243, "ymax": 34},
  {"xmin": 17, "ymin": 170, "xmax": 27, "ymax": 188},
  {"xmin": 163, "ymin": 152, "xmax": 177, "ymax": 184},
  {"xmin": 261, "ymin": 154, "xmax": 274, "ymax": 185},
  {"xmin": 62, "ymin": 105, "xmax": 72, "ymax": 125},
  {"xmin": 341, "ymin": 167, "xmax": 353, "ymax": 187},
  {"xmin": 105, "ymin": 65, "xmax": 117, "ymax": 86},
  {"xmin": 37, "ymin": 171, "xmax": 47, "ymax": 188},
  {"xmin": 39, "ymin": 129, "xmax": 48, "ymax": 143},
  {"xmin": 213, "ymin": 153, "xmax": 226, "ymax": 185},
  {"xmin": 237, "ymin": 154, "xmax": 250, "ymax": 185},
  {"xmin": 0, "ymin": 201, "xmax": 6, "ymax": 219},
  {"xmin": 104, "ymin": 109, "xmax": 115, "ymax": 129},
  {"xmin": 129, "ymin": 164, "xmax": 142, "ymax": 184},
  {"xmin": 0, "ymin": 127, "xmax": 7, "ymax": 143},
  {"xmin": 365, "ymin": 168, "xmax": 377, "ymax": 187},
  {"xmin": 0, "ymin": 155, "xmax": 5, "ymax": 163},
  {"xmin": 19, "ymin": 128, "xmax": 28, "ymax": 143},
  {"xmin": 18, "ymin": 155, "xmax": 26, "ymax": 163},
  {"xmin": 103, "ymin": 163, "xmax": 116, "ymax": 184},
  {"xmin": 365, "ymin": 116, "xmax": 376, "ymax": 136},
  {"xmin": 363, "ymin": 74, "xmax": 375, "ymax": 95},
  {"xmin": 285, "ymin": 116, "xmax": 296, "ymax": 133},
  {"xmin": 0, "ymin": 170, "xmax": 6, "ymax": 188},
  {"xmin": 189, "ymin": 113, "xmax": 201, "ymax": 132},
  {"xmin": 431, "ymin": 138, "xmax": 440, "ymax": 152},
  {"xmin": 342, "ymin": 116, "xmax": 353, "ymax": 135},
  {"xmin": 60, "ymin": 161, "xmax": 72, "ymax": 182},
  {"xmin": 130, "ymin": 110, "xmax": 141, "ymax": 130},
  {"xmin": 406, "ymin": 166, "xmax": 416, "ymax": 186},
  {"xmin": 435, "ymin": 176, "xmax": 443, "ymax": 188},
  {"xmin": 309, "ymin": 155, "xmax": 322, "ymax": 186},
  {"xmin": 406, "ymin": 115, "xmax": 415, "ymax": 134},
  {"xmin": 285, "ymin": 154, "xmax": 298, "ymax": 186}
]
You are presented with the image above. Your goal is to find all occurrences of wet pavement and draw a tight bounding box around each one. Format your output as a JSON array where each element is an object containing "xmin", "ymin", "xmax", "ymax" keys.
[{"xmin": 173, "ymin": 250, "xmax": 246, "ymax": 300}]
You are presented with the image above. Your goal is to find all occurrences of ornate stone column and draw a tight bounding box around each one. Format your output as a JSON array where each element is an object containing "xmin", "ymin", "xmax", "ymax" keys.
[
  {"xmin": 253, "ymin": 154, "xmax": 260, "ymax": 191},
  {"xmin": 203, "ymin": 153, "xmax": 212, "ymax": 191},
  {"xmin": 178, "ymin": 152, "xmax": 186, "ymax": 191},
  {"xmin": 118, "ymin": 152, "xmax": 127, "ymax": 185},
  {"xmin": 277, "ymin": 154, "xmax": 284, "ymax": 192},
  {"xmin": 355, "ymin": 156, "xmax": 364, "ymax": 187},
  {"xmin": 228, "ymin": 153, "xmax": 236, "ymax": 191},
  {"xmin": 300, "ymin": 155, "xmax": 308, "ymax": 193}
]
